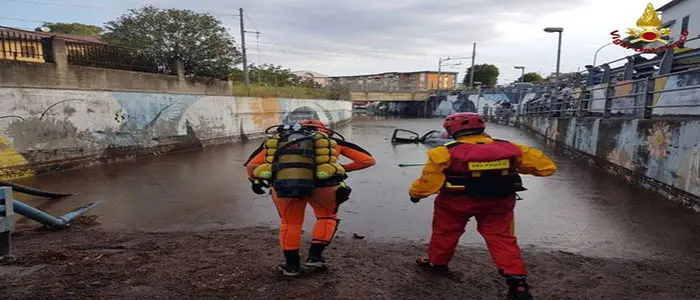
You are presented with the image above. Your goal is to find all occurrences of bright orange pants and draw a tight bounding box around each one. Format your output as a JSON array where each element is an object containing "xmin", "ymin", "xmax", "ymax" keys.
[{"xmin": 272, "ymin": 186, "xmax": 339, "ymax": 250}]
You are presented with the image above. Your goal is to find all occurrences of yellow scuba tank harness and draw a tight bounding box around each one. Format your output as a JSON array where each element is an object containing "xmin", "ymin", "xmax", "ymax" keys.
[{"xmin": 253, "ymin": 123, "xmax": 348, "ymax": 198}]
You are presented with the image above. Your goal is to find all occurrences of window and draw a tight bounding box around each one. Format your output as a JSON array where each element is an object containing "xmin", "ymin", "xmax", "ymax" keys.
[{"xmin": 21, "ymin": 45, "xmax": 37, "ymax": 58}]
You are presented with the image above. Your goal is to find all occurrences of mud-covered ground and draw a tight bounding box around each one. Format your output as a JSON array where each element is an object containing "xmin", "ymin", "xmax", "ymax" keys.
[{"xmin": 2, "ymin": 221, "xmax": 698, "ymax": 300}]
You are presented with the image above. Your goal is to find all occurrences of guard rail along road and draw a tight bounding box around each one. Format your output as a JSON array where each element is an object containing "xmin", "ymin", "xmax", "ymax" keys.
[{"xmin": 491, "ymin": 42, "xmax": 700, "ymax": 212}]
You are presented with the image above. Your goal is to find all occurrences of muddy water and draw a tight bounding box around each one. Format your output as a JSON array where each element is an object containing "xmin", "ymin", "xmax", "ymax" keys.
[{"xmin": 11, "ymin": 116, "xmax": 700, "ymax": 260}]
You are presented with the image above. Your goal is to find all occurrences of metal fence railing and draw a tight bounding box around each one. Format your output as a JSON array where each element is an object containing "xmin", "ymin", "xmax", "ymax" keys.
[
  {"xmin": 66, "ymin": 42, "xmax": 172, "ymax": 75},
  {"xmin": 518, "ymin": 67, "xmax": 700, "ymax": 119},
  {"xmin": 513, "ymin": 39, "xmax": 700, "ymax": 119},
  {"xmin": 0, "ymin": 30, "xmax": 53, "ymax": 63}
]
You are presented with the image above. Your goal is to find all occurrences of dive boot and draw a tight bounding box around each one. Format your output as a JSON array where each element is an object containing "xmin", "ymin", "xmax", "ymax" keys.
[
  {"xmin": 304, "ymin": 243, "xmax": 327, "ymax": 268},
  {"xmin": 304, "ymin": 256, "xmax": 326, "ymax": 268},
  {"xmin": 278, "ymin": 250, "xmax": 301, "ymax": 277},
  {"xmin": 506, "ymin": 275, "xmax": 534, "ymax": 300},
  {"xmin": 415, "ymin": 257, "xmax": 449, "ymax": 273}
]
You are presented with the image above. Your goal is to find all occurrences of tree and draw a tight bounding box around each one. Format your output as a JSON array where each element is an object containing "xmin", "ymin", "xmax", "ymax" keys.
[
  {"xmin": 36, "ymin": 22, "xmax": 103, "ymax": 35},
  {"xmin": 102, "ymin": 6, "xmax": 240, "ymax": 79},
  {"xmin": 518, "ymin": 72, "xmax": 544, "ymax": 83},
  {"xmin": 463, "ymin": 64, "xmax": 499, "ymax": 88},
  {"xmin": 230, "ymin": 64, "xmax": 323, "ymax": 88}
]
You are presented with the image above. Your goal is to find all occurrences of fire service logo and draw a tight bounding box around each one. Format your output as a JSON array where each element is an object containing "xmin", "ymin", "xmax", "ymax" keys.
[{"xmin": 610, "ymin": 3, "xmax": 689, "ymax": 53}]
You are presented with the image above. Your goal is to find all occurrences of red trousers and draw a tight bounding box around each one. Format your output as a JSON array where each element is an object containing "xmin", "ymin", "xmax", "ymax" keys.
[{"xmin": 427, "ymin": 192, "xmax": 527, "ymax": 275}]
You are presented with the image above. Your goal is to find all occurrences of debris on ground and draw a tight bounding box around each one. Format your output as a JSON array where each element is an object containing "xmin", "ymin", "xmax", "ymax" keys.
[{"xmin": 1, "ymin": 227, "xmax": 699, "ymax": 300}]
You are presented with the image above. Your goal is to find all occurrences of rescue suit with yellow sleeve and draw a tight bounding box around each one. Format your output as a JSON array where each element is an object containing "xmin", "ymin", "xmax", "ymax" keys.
[
  {"xmin": 244, "ymin": 120, "xmax": 375, "ymax": 277},
  {"xmin": 409, "ymin": 113, "xmax": 556, "ymax": 300}
]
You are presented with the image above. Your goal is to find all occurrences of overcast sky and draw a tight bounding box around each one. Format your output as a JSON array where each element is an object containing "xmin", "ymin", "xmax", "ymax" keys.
[{"xmin": 1, "ymin": 0, "xmax": 678, "ymax": 84}]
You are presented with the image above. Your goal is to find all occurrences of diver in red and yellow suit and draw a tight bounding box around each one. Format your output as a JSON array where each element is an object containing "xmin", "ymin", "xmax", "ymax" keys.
[
  {"xmin": 409, "ymin": 113, "xmax": 556, "ymax": 300},
  {"xmin": 245, "ymin": 120, "xmax": 375, "ymax": 277}
]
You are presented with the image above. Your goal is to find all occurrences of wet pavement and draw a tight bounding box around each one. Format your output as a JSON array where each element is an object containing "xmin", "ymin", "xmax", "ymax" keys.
[{"xmin": 11, "ymin": 116, "xmax": 700, "ymax": 260}]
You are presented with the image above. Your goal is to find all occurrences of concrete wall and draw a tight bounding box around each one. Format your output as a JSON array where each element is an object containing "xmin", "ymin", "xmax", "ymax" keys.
[
  {"xmin": 516, "ymin": 116, "xmax": 700, "ymax": 212},
  {"xmin": 0, "ymin": 87, "xmax": 351, "ymax": 180},
  {"xmin": 349, "ymin": 91, "xmax": 430, "ymax": 102},
  {"xmin": 0, "ymin": 60, "xmax": 232, "ymax": 95}
]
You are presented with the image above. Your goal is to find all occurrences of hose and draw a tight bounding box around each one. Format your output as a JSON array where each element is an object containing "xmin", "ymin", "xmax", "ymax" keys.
[
  {"xmin": 0, "ymin": 181, "xmax": 74, "ymax": 198},
  {"xmin": 398, "ymin": 163, "xmax": 426, "ymax": 167}
]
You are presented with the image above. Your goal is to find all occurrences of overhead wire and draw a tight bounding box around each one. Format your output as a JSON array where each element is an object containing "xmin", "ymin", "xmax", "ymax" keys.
[{"xmin": 1, "ymin": 0, "xmax": 560, "ymax": 73}]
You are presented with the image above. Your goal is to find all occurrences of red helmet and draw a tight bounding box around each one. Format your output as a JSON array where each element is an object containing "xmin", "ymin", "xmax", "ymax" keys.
[
  {"xmin": 443, "ymin": 112, "xmax": 486, "ymax": 137},
  {"xmin": 300, "ymin": 119, "xmax": 330, "ymax": 134}
]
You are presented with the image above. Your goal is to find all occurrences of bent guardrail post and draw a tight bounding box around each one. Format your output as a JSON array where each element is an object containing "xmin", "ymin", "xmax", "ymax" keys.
[
  {"xmin": 12, "ymin": 200, "xmax": 101, "ymax": 229},
  {"xmin": 1, "ymin": 187, "xmax": 13, "ymax": 259}
]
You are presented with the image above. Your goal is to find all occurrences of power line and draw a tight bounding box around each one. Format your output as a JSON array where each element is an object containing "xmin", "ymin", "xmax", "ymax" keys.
[{"xmin": 0, "ymin": 16, "xmax": 45, "ymax": 23}]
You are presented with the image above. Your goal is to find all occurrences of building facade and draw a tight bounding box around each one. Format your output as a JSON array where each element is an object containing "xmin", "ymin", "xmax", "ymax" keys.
[
  {"xmin": 658, "ymin": 0, "xmax": 700, "ymax": 50},
  {"xmin": 292, "ymin": 70, "xmax": 329, "ymax": 86},
  {"xmin": 0, "ymin": 26, "xmax": 104, "ymax": 63},
  {"xmin": 328, "ymin": 71, "xmax": 458, "ymax": 92}
]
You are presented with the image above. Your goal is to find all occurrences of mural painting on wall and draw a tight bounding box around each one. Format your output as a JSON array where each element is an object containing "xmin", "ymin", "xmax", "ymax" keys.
[
  {"xmin": 611, "ymin": 80, "xmax": 646, "ymax": 117},
  {"xmin": 434, "ymin": 95, "xmax": 476, "ymax": 117},
  {"xmin": 647, "ymin": 122, "xmax": 672, "ymax": 159},
  {"xmin": 673, "ymin": 122, "xmax": 700, "ymax": 195},
  {"xmin": 0, "ymin": 89, "xmax": 347, "ymax": 180},
  {"xmin": 653, "ymin": 70, "xmax": 700, "ymax": 116},
  {"xmin": 589, "ymin": 83, "xmax": 607, "ymax": 114},
  {"xmin": 604, "ymin": 120, "xmax": 641, "ymax": 178},
  {"xmin": 432, "ymin": 93, "xmax": 513, "ymax": 117}
]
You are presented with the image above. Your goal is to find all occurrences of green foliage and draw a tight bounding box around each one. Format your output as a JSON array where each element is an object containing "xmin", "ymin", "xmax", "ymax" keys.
[
  {"xmin": 102, "ymin": 5, "xmax": 240, "ymax": 79},
  {"xmin": 229, "ymin": 64, "xmax": 337, "ymax": 99},
  {"xmin": 36, "ymin": 22, "xmax": 103, "ymax": 35},
  {"xmin": 230, "ymin": 64, "xmax": 323, "ymax": 88},
  {"xmin": 518, "ymin": 72, "xmax": 544, "ymax": 83},
  {"xmin": 463, "ymin": 64, "xmax": 500, "ymax": 88}
]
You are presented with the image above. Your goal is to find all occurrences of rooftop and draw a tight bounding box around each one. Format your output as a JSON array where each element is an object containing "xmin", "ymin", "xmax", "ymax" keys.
[
  {"xmin": 292, "ymin": 70, "xmax": 329, "ymax": 78},
  {"xmin": 0, "ymin": 26, "xmax": 105, "ymax": 44},
  {"xmin": 330, "ymin": 70, "xmax": 458, "ymax": 78},
  {"xmin": 656, "ymin": 0, "xmax": 687, "ymax": 12}
]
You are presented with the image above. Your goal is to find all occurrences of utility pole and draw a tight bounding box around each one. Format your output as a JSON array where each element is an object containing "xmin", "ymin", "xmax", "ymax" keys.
[
  {"xmin": 469, "ymin": 42, "xmax": 476, "ymax": 88},
  {"xmin": 239, "ymin": 7, "xmax": 249, "ymax": 87},
  {"xmin": 437, "ymin": 58, "xmax": 443, "ymax": 90}
]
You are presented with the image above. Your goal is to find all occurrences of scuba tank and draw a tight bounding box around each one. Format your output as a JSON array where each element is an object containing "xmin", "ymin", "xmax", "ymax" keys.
[{"xmin": 253, "ymin": 123, "xmax": 346, "ymax": 198}]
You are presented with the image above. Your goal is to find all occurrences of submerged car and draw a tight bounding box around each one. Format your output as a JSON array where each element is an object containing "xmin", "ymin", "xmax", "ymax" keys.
[{"xmin": 390, "ymin": 129, "xmax": 452, "ymax": 148}]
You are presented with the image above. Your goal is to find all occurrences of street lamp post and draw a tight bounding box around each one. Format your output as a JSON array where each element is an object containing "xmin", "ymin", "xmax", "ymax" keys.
[
  {"xmin": 544, "ymin": 27, "xmax": 563, "ymax": 116},
  {"xmin": 514, "ymin": 66, "xmax": 526, "ymax": 116},
  {"xmin": 437, "ymin": 56, "xmax": 471, "ymax": 90},
  {"xmin": 544, "ymin": 27, "xmax": 563, "ymax": 87},
  {"xmin": 593, "ymin": 42, "xmax": 613, "ymax": 66},
  {"xmin": 514, "ymin": 66, "xmax": 525, "ymax": 82}
]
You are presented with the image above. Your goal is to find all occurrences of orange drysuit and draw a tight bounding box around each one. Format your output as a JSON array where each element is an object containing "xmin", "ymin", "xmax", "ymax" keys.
[
  {"xmin": 409, "ymin": 133, "xmax": 556, "ymax": 275},
  {"xmin": 246, "ymin": 139, "xmax": 375, "ymax": 250}
]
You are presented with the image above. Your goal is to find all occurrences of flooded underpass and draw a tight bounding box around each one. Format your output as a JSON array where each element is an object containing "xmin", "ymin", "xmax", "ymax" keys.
[{"xmin": 3, "ymin": 116, "xmax": 700, "ymax": 300}]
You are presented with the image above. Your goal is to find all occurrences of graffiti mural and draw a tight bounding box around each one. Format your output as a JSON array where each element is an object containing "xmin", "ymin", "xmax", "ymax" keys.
[
  {"xmin": 519, "ymin": 116, "xmax": 700, "ymax": 202},
  {"xmin": 0, "ymin": 88, "xmax": 351, "ymax": 180},
  {"xmin": 653, "ymin": 70, "xmax": 700, "ymax": 116}
]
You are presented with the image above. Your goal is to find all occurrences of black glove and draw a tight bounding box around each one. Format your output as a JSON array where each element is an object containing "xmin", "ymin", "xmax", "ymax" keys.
[
  {"xmin": 336, "ymin": 184, "xmax": 352, "ymax": 206},
  {"xmin": 410, "ymin": 197, "xmax": 421, "ymax": 203},
  {"xmin": 250, "ymin": 179, "xmax": 269, "ymax": 195}
]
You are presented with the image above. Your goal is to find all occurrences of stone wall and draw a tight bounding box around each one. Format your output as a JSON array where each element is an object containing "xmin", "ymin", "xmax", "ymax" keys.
[
  {"xmin": 514, "ymin": 116, "xmax": 700, "ymax": 212},
  {"xmin": 0, "ymin": 60, "xmax": 231, "ymax": 95},
  {"xmin": 0, "ymin": 87, "xmax": 351, "ymax": 180}
]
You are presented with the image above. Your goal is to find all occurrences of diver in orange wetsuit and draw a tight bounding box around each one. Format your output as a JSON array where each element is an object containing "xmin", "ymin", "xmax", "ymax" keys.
[
  {"xmin": 245, "ymin": 120, "xmax": 375, "ymax": 277},
  {"xmin": 409, "ymin": 113, "xmax": 556, "ymax": 300}
]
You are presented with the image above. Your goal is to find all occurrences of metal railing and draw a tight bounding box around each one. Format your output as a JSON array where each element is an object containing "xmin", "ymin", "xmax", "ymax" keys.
[
  {"xmin": 66, "ymin": 42, "xmax": 172, "ymax": 75},
  {"xmin": 514, "ymin": 38, "xmax": 700, "ymax": 119},
  {"xmin": 519, "ymin": 67, "xmax": 700, "ymax": 119},
  {"xmin": 0, "ymin": 30, "xmax": 53, "ymax": 63}
]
